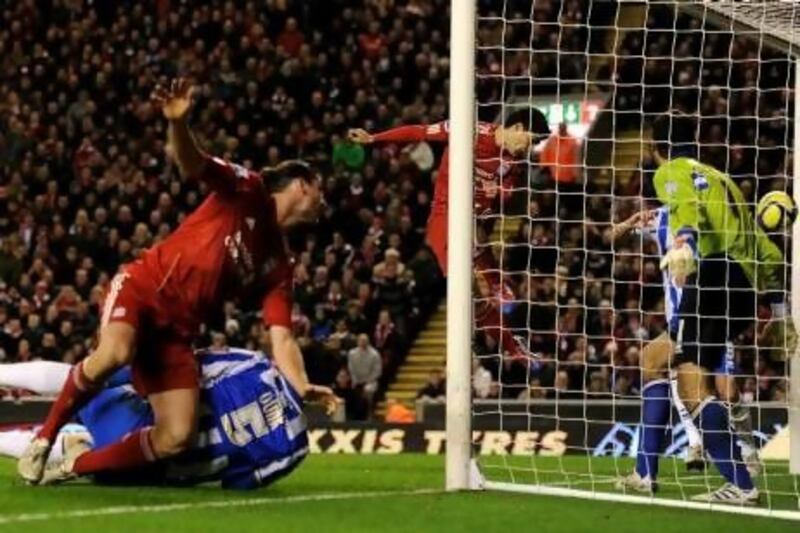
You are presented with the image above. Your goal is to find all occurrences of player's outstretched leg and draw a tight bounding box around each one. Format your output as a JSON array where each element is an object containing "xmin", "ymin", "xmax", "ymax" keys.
[
  {"xmin": 0, "ymin": 361, "xmax": 71, "ymax": 395},
  {"xmin": 690, "ymin": 397, "xmax": 759, "ymax": 506}
]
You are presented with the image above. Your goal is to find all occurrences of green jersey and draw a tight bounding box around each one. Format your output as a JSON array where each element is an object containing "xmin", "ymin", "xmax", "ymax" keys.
[{"xmin": 653, "ymin": 157, "xmax": 784, "ymax": 296}]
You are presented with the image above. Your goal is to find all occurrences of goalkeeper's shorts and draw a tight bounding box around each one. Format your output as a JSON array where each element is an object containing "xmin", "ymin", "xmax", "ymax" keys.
[{"xmin": 671, "ymin": 254, "xmax": 756, "ymax": 371}]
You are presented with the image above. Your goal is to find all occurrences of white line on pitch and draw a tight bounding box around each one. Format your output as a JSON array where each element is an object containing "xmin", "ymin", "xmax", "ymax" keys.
[{"xmin": 0, "ymin": 488, "xmax": 442, "ymax": 525}]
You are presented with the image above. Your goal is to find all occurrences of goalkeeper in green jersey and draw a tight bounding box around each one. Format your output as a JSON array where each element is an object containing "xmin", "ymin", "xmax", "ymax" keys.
[{"xmin": 645, "ymin": 114, "xmax": 796, "ymax": 504}]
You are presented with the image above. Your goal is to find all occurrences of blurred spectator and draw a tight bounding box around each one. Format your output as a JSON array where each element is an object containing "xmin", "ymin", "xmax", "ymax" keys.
[
  {"xmin": 517, "ymin": 378, "xmax": 547, "ymax": 401},
  {"xmin": 347, "ymin": 334, "xmax": 382, "ymax": 416},
  {"xmin": 416, "ymin": 369, "xmax": 446, "ymax": 403},
  {"xmin": 373, "ymin": 309, "xmax": 399, "ymax": 367},
  {"xmin": 332, "ymin": 368, "xmax": 366, "ymax": 421},
  {"xmin": 540, "ymin": 123, "xmax": 580, "ymax": 185}
]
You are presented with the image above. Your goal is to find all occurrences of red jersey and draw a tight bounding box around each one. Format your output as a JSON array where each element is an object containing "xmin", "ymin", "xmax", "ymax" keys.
[
  {"xmin": 371, "ymin": 121, "xmax": 518, "ymax": 216},
  {"xmin": 125, "ymin": 156, "xmax": 292, "ymax": 333}
]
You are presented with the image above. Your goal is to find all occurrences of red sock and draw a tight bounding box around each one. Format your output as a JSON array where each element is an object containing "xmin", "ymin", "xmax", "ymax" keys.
[
  {"xmin": 73, "ymin": 427, "xmax": 156, "ymax": 475},
  {"xmin": 38, "ymin": 361, "xmax": 101, "ymax": 442}
]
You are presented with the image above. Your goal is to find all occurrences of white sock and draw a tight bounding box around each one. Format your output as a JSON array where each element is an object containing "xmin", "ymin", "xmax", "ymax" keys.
[
  {"xmin": 670, "ymin": 373, "xmax": 702, "ymax": 448},
  {"xmin": 0, "ymin": 429, "xmax": 36, "ymax": 459},
  {"xmin": 0, "ymin": 362, "xmax": 71, "ymax": 395},
  {"xmin": 0, "ymin": 429, "xmax": 70, "ymax": 464}
]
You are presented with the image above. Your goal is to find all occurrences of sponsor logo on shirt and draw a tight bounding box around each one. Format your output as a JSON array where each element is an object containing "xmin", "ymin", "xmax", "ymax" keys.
[
  {"xmin": 232, "ymin": 164, "xmax": 249, "ymax": 180},
  {"xmin": 692, "ymin": 170, "xmax": 709, "ymax": 191},
  {"xmin": 224, "ymin": 231, "xmax": 256, "ymax": 283}
]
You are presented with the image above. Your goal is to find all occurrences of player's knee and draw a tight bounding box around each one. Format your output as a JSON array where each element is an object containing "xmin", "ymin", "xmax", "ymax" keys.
[{"xmin": 152, "ymin": 421, "xmax": 197, "ymax": 457}]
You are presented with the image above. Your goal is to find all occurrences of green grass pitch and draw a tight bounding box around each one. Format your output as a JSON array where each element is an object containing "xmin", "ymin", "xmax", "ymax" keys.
[{"xmin": 0, "ymin": 455, "xmax": 796, "ymax": 532}]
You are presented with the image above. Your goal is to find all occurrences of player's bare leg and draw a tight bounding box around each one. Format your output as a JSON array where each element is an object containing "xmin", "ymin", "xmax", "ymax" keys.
[
  {"xmin": 18, "ymin": 322, "xmax": 135, "ymax": 483},
  {"xmin": 148, "ymin": 388, "xmax": 200, "ymax": 458}
]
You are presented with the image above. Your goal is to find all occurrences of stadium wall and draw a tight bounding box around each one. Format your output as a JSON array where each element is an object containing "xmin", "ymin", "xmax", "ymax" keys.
[{"xmin": 0, "ymin": 400, "xmax": 788, "ymax": 459}]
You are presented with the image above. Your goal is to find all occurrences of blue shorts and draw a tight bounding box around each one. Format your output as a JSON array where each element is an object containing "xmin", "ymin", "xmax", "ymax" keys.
[{"xmin": 77, "ymin": 384, "xmax": 153, "ymax": 448}]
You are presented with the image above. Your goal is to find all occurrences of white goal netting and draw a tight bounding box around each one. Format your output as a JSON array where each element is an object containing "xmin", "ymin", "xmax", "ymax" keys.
[{"xmin": 466, "ymin": 0, "xmax": 800, "ymax": 518}]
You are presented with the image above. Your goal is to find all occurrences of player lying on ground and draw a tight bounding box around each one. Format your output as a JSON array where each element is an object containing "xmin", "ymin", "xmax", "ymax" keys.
[
  {"xmin": 2, "ymin": 347, "xmax": 324, "ymax": 488},
  {"xmin": 614, "ymin": 114, "xmax": 796, "ymax": 505},
  {"xmin": 19, "ymin": 79, "xmax": 335, "ymax": 485},
  {"xmin": 348, "ymin": 111, "xmax": 550, "ymax": 359},
  {"xmin": 612, "ymin": 207, "xmax": 760, "ymax": 496}
]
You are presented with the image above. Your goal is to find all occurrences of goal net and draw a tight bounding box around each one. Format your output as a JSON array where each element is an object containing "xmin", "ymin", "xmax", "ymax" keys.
[{"xmin": 447, "ymin": 0, "xmax": 800, "ymax": 520}]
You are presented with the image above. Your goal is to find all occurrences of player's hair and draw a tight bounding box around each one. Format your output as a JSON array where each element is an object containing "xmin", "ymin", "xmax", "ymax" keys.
[
  {"xmin": 504, "ymin": 107, "xmax": 551, "ymax": 140},
  {"xmin": 261, "ymin": 160, "xmax": 319, "ymax": 192},
  {"xmin": 652, "ymin": 113, "xmax": 698, "ymax": 159}
]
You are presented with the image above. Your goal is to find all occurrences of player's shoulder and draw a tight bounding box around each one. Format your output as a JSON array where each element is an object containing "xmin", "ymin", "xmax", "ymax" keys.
[
  {"xmin": 654, "ymin": 157, "xmax": 696, "ymax": 184},
  {"xmin": 208, "ymin": 156, "xmax": 264, "ymax": 188}
]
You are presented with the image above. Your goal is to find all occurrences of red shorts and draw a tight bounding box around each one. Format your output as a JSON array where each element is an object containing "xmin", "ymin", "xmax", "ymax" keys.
[
  {"xmin": 102, "ymin": 270, "xmax": 199, "ymax": 396},
  {"xmin": 426, "ymin": 212, "xmax": 448, "ymax": 274}
]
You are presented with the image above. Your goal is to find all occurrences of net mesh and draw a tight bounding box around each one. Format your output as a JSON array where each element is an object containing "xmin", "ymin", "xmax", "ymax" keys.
[{"xmin": 469, "ymin": 0, "xmax": 800, "ymax": 513}]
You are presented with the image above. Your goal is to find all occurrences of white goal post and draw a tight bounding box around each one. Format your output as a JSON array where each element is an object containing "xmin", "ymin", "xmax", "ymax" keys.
[{"xmin": 446, "ymin": 0, "xmax": 800, "ymax": 520}]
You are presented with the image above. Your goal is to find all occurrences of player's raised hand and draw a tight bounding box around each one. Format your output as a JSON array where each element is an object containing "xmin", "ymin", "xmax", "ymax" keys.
[
  {"xmin": 347, "ymin": 128, "xmax": 374, "ymax": 144},
  {"xmin": 151, "ymin": 78, "xmax": 194, "ymax": 121},
  {"xmin": 304, "ymin": 384, "xmax": 343, "ymax": 417}
]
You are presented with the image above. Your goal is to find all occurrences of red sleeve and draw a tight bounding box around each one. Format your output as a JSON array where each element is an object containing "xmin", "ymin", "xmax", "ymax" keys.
[
  {"xmin": 192, "ymin": 155, "xmax": 263, "ymax": 196},
  {"xmin": 372, "ymin": 121, "xmax": 450, "ymax": 143},
  {"xmin": 262, "ymin": 264, "xmax": 293, "ymax": 329}
]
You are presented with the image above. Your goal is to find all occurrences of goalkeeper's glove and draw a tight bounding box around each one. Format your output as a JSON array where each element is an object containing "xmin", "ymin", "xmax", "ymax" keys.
[
  {"xmin": 659, "ymin": 236, "xmax": 696, "ymax": 288},
  {"xmin": 760, "ymin": 303, "xmax": 799, "ymax": 361}
]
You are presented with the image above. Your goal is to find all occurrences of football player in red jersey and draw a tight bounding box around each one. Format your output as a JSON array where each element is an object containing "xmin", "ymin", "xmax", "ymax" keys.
[
  {"xmin": 19, "ymin": 79, "xmax": 339, "ymax": 484},
  {"xmin": 347, "ymin": 110, "xmax": 549, "ymax": 360}
]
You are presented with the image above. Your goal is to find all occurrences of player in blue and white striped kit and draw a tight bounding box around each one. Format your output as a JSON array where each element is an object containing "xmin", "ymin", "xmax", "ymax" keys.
[
  {"xmin": 0, "ymin": 348, "xmax": 313, "ymax": 489},
  {"xmin": 612, "ymin": 207, "xmax": 758, "ymax": 494}
]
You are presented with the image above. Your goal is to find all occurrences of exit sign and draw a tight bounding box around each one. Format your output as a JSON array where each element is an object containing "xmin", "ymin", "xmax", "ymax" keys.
[{"xmin": 534, "ymin": 100, "xmax": 603, "ymax": 138}]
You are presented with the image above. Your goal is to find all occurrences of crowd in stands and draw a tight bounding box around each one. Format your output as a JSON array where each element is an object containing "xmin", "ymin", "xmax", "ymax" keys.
[
  {"xmin": 0, "ymin": 1, "xmax": 791, "ymax": 417},
  {"xmin": 468, "ymin": 2, "xmax": 792, "ymax": 403},
  {"xmin": 0, "ymin": 0, "xmax": 446, "ymax": 418}
]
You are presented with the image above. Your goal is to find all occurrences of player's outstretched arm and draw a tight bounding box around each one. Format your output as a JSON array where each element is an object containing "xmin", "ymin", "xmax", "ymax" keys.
[
  {"xmin": 270, "ymin": 325, "xmax": 340, "ymax": 415},
  {"xmin": 611, "ymin": 209, "xmax": 656, "ymax": 242},
  {"xmin": 152, "ymin": 78, "xmax": 207, "ymax": 179},
  {"xmin": 348, "ymin": 121, "xmax": 450, "ymax": 144}
]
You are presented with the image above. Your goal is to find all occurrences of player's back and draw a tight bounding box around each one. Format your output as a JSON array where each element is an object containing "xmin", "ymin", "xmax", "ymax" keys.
[
  {"xmin": 654, "ymin": 157, "xmax": 753, "ymax": 253},
  {"xmin": 126, "ymin": 158, "xmax": 288, "ymax": 330},
  {"xmin": 165, "ymin": 348, "xmax": 308, "ymax": 489}
]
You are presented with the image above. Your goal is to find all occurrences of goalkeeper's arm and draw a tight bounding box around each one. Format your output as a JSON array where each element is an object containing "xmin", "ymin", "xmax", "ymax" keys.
[{"xmin": 756, "ymin": 230, "xmax": 797, "ymax": 359}]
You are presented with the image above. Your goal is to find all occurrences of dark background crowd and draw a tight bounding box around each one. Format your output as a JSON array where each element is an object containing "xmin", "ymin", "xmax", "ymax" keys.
[
  {"xmin": 472, "ymin": 1, "xmax": 792, "ymax": 403},
  {"xmin": 0, "ymin": 0, "xmax": 792, "ymax": 416}
]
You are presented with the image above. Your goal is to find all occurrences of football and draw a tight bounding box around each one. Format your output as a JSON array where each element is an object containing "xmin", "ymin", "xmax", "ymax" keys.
[{"xmin": 757, "ymin": 190, "xmax": 797, "ymax": 231}]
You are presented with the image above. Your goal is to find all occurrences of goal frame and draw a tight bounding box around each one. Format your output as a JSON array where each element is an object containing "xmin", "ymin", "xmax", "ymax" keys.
[{"xmin": 445, "ymin": 0, "xmax": 800, "ymax": 519}]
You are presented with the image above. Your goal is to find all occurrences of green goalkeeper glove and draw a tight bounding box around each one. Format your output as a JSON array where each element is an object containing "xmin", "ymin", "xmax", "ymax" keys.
[{"xmin": 659, "ymin": 236, "xmax": 696, "ymax": 288}]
